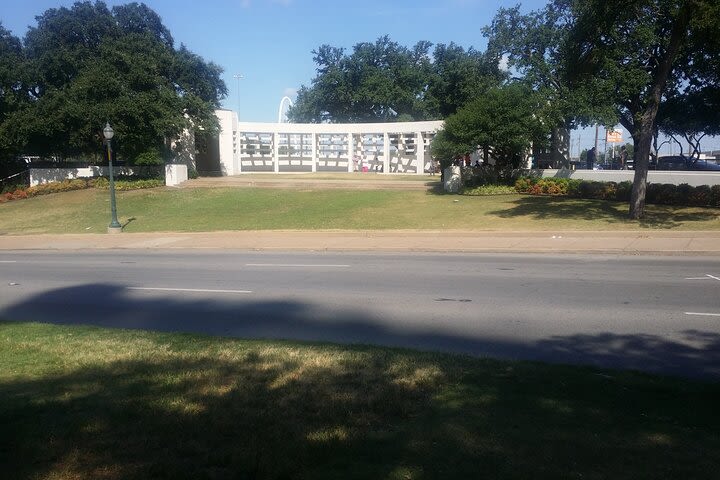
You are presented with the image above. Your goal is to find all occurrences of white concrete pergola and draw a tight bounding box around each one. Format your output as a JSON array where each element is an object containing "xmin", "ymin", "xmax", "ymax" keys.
[{"xmin": 214, "ymin": 109, "xmax": 444, "ymax": 175}]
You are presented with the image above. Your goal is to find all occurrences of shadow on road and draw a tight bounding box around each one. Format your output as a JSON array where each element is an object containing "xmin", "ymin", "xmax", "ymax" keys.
[
  {"xmin": 3, "ymin": 284, "xmax": 720, "ymax": 478},
  {"xmin": 3, "ymin": 283, "xmax": 719, "ymax": 380}
]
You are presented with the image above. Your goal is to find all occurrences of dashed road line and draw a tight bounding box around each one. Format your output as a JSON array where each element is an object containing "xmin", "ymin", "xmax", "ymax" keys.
[
  {"xmin": 684, "ymin": 312, "xmax": 720, "ymax": 317},
  {"xmin": 245, "ymin": 264, "xmax": 350, "ymax": 268},
  {"xmin": 128, "ymin": 287, "xmax": 252, "ymax": 294}
]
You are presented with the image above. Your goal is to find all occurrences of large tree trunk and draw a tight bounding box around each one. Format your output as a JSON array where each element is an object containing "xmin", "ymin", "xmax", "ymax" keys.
[
  {"xmin": 629, "ymin": 123, "xmax": 654, "ymax": 219},
  {"xmin": 628, "ymin": 3, "xmax": 692, "ymax": 219}
]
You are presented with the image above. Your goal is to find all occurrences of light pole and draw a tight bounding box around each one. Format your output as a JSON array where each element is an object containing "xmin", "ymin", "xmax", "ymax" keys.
[
  {"xmin": 233, "ymin": 73, "xmax": 243, "ymax": 119},
  {"xmin": 103, "ymin": 122, "xmax": 122, "ymax": 233}
]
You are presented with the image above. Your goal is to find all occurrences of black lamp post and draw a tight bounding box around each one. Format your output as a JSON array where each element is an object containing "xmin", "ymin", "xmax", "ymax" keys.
[{"xmin": 103, "ymin": 122, "xmax": 122, "ymax": 233}]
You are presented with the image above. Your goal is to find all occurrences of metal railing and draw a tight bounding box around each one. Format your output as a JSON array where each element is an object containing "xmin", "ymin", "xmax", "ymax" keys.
[{"xmin": 0, "ymin": 170, "xmax": 30, "ymax": 193}]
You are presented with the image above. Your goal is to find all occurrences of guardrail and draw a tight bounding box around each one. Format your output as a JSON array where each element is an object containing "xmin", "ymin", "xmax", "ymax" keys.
[
  {"xmin": 0, "ymin": 170, "xmax": 30, "ymax": 192},
  {"xmin": 538, "ymin": 169, "xmax": 720, "ymax": 187}
]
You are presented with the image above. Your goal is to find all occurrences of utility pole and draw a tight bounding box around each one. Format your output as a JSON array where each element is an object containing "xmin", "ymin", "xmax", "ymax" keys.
[
  {"xmin": 233, "ymin": 73, "xmax": 243, "ymax": 120},
  {"xmin": 594, "ymin": 124, "xmax": 599, "ymax": 154}
]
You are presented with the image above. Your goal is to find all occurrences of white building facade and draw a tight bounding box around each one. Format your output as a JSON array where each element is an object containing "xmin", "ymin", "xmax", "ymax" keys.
[{"xmin": 202, "ymin": 110, "xmax": 443, "ymax": 176}]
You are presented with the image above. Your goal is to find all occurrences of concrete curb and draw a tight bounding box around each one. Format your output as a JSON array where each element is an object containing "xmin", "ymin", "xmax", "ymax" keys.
[{"xmin": 1, "ymin": 230, "xmax": 719, "ymax": 255}]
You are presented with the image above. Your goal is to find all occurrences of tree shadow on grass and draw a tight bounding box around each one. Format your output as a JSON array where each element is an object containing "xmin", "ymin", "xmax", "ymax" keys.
[
  {"xmin": 1, "ymin": 321, "xmax": 720, "ymax": 480},
  {"xmin": 487, "ymin": 196, "xmax": 719, "ymax": 229},
  {"xmin": 2, "ymin": 284, "xmax": 720, "ymax": 478}
]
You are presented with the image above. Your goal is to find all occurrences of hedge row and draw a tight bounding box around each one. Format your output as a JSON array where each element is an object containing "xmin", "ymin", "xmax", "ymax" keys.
[
  {"xmin": 0, "ymin": 179, "xmax": 91, "ymax": 202},
  {"xmin": 0, "ymin": 177, "xmax": 164, "ymax": 203},
  {"xmin": 514, "ymin": 177, "xmax": 720, "ymax": 207},
  {"xmin": 92, "ymin": 177, "xmax": 164, "ymax": 191},
  {"xmin": 462, "ymin": 184, "xmax": 517, "ymax": 196}
]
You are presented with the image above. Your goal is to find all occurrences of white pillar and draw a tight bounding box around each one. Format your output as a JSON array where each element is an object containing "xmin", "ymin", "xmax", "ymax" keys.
[
  {"xmin": 347, "ymin": 133, "xmax": 354, "ymax": 172},
  {"xmin": 273, "ymin": 132, "xmax": 279, "ymax": 173},
  {"xmin": 311, "ymin": 132, "xmax": 317, "ymax": 172},
  {"xmin": 237, "ymin": 131, "xmax": 243, "ymax": 173},
  {"xmin": 416, "ymin": 131, "xmax": 424, "ymax": 175},
  {"xmin": 383, "ymin": 132, "xmax": 390, "ymax": 174}
]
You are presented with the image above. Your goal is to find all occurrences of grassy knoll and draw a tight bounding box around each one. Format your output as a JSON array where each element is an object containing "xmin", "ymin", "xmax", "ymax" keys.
[
  {"xmin": 1, "ymin": 186, "xmax": 719, "ymax": 234},
  {"xmin": 1, "ymin": 321, "xmax": 718, "ymax": 479}
]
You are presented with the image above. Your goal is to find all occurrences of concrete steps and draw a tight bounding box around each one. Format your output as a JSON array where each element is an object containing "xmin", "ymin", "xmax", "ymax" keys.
[{"xmin": 180, "ymin": 176, "xmax": 440, "ymax": 190}]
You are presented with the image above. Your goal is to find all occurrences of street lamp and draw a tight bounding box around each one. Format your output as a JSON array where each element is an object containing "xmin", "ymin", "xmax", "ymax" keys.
[
  {"xmin": 103, "ymin": 122, "xmax": 122, "ymax": 233},
  {"xmin": 233, "ymin": 73, "xmax": 243, "ymax": 119}
]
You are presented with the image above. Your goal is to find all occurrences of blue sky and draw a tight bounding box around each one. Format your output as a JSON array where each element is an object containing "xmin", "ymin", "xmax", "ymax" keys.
[{"xmin": 3, "ymin": 0, "xmax": 718, "ymax": 154}]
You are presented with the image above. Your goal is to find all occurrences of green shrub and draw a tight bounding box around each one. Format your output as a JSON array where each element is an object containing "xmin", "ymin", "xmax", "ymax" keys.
[
  {"xmin": 601, "ymin": 182, "xmax": 617, "ymax": 200},
  {"xmin": 462, "ymin": 184, "xmax": 517, "ymax": 195},
  {"xmin": 647, "ymin": 183, "xmax": 678, "ymax": 205},
  {"xmin": 93, "ymin": 178, "xmax": 164, "ymax": 191},
  {"xmin": 134, "ymin": 149, "xmax": 163, "ymax": 166},
  {"xmin": 515, "ymin": 175, "xmax": 719, "ymax": 208},
  {"xmin": 1, "ymin": 183, "xmax": 25, "ymax": 194},
  {"xmin": 711, "ymin": 185, "xmax": 720, "ymax": 207},
  {"xmin": 514, "ymin": 177, "xmax": 535, "ymax": 193},
  {"xmin": 566, "ymin": 179, "xmax": 582, "ymax": 197},
  {"xmin": 689, "ymin": 185, "xmax": 712, "ymax": 207},
  {"xmin": 1, "ymin": 179, "xmax": 91, "ymax": 202},
  {"xmin": 615, "ymin": 181, "xmax": 632, "ymax": 202},
  {"xmin": 676, "ymin": 183, "xmax": 692, "ymax": 205},
  {"xmin": 467, "ymin": 166, "xmax": 531, "ymax": 187}
]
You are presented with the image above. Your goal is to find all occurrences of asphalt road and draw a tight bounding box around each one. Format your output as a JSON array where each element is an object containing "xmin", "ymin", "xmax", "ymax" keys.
[{"xmin": 1, "ymin": 250, "xmax": 719, "ymax": 379}]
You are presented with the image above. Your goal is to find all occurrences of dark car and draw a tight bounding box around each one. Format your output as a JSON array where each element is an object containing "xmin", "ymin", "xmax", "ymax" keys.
[{"xmin": 654, "ymin": 155, "xmax": 720, "ymax": 171}]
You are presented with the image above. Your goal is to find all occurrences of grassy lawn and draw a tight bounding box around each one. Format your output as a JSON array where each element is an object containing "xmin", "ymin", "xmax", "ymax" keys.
[
  {"xmin": 1, "ymin": 321, "xmax": 718, "ymax": 479},
  {"xmin": 1, "ymin": 186, "xmax": 719, "ymax": 234}
]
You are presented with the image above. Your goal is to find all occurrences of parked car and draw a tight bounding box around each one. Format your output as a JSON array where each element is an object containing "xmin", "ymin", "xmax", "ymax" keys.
[{"xmin": 654, "ymin": 155, "xmax": 720, "ymax": 171}]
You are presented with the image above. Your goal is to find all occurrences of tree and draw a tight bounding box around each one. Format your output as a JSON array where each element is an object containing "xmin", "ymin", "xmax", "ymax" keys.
[
  {"xmin": 288, "ymin": 36, "xmax": 503, "ymax": 123},
  {"xmin": 426, "ymin": 42, "xmax": 504, "ymax": 118},
  {"xmin": 657, "ymin": 88, "xmax": 720, "ymax": 160},
  {"xmin": 483, "ymin": 2, "xmax": 615, "ymax": 169},
  {"xmin": 288, "ymin": 37, "xmax": 432, "ymax": 123},
  {"xmin": 0, "ymin": 23, "xmax": 28, "ymax": 169},
  {"xmin": 431, "ymin": 83, "xmax": 547, "ymax": 168},
  {"xmin": 3, "ymin": 1, "xmax": 226, "ymax": 162},
  {"xmin": 565, "ymin": 0, "xmax": 720, "ymax": 218}
]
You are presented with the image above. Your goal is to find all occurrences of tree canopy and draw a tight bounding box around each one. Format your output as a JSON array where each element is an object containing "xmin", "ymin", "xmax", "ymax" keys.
[
  {"xmin": 287, "ymin": 36, "xmax": 504, "ymax": 123},
  {"xmin": 431, "ymin": 83, "xmax": 547, "ymax": 168},
  {"xmin": 0, "ymin": 1, "xmax": 226, "ymax": 163}
]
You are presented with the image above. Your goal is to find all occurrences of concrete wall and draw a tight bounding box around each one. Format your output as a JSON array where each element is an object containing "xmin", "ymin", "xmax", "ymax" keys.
[
  {"xmin": 538, "ymin": 169, "xmax": 720, "ymax": 187},
  {"xmin": 165, "ymin": 164, "xmax": 187, "ymax": 186},
  {"xmin": 29, "ymin": 167, "xmax": 149, "ymax": 186},
  {"xmin": 214, "ymin": 109, "xmax": 443, "ymax": 176}
]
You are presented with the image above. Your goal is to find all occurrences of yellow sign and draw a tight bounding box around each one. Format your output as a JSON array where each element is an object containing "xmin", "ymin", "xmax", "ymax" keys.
[{"xmin": 606, "ymin": 130, "xmax": 623, "ymax": 143}]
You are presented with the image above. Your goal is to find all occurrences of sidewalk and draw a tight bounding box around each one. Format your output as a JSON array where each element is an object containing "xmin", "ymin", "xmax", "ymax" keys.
[{"xmin": 1, "ymin": 230, "xmax": 719, "ymax": 255}]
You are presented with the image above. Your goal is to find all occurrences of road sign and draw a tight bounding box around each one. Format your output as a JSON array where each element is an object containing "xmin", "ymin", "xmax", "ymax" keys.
[{"xmin": 606, "ymin": 129, "xmax": 623, "ymax": 143}]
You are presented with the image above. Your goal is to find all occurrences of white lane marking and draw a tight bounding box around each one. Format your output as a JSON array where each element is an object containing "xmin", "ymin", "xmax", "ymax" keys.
[
  {"xmin": 685, "ymin": 274, "xmax": 720, "ymax": 281},
  {"xmin": 0, "ymin": 261, "xmax": 17, "ymax": 263},
  {"xmin": 685, "ymin": 312, "xmax": 720, "ymax": 317},
  {"xmin": 128, "ymin": 287, "xmax": 252, "ymax": 294},
  {"xmin": 245, "ymin": 264, "xmax": 350, "ymax": 268}
]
